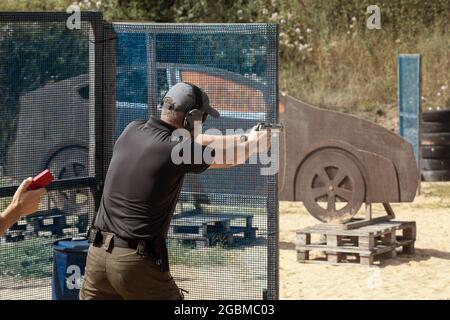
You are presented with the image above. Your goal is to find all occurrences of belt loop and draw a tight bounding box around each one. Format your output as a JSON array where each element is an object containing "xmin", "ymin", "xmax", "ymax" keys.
[
  {"xmin": 136, "ymin": 240, "xmax": 146, "ymax": 256},
  {"xmin": 102, "ymin": 233, "xmax": 114, "ymax": 252}
]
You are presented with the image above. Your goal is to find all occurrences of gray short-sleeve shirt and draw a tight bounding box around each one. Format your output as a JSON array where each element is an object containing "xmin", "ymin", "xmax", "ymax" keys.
[{"xmin": 94, "ymin": 116, "xmax": 213, "ymax": 239}]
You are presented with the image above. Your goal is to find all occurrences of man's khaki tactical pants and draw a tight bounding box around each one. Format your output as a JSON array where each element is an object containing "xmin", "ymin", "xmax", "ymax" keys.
[{"xmin": 79, "ymin": 232, "xmax": 182, "ymax": 300}]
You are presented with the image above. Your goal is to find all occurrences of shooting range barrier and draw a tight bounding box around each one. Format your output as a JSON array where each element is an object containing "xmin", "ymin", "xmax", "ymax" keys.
[{"xmin": 0, "ymin": 12, "xmax": 279, "ymax": 300}]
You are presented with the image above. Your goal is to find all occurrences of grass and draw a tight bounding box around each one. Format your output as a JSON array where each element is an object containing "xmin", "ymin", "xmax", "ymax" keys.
[
  {"xmin": 0, "ymin": 237, "xmax": 229, "ymax": 280},
  {"xmin": 0, "ymin": 237, "xmax": 229, "ymax": 279},
  {"xmin": 420, "ymin": 182, "xmax": 450, "ymax": 199},
  {"xmin": 0, "ymin": 237, "xmax": 54, "ymax": 279},
  {"xmin": 280, "ymin": 25, "xmax": 449, "ymax": 131},
  {"xmin": 403, "ymin": 182, "xmax": 450, "ymax": 210},
  {"xmin": 168, "ymin": 240, "xmax": 228, "ymax": 267},
  {"xmin": 0, "ymin": 232, "xmax": 230, "ymax": 279}
]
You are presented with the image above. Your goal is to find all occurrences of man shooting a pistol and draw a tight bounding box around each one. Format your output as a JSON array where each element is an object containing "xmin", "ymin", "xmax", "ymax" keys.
[{"xmin": 79, "ymin": 82, "xmax": 272, "ymax": 300}]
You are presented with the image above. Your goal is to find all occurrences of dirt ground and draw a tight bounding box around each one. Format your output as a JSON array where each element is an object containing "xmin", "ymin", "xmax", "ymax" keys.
[
  {"xmin": 0, "ymin": 278, "xmax": 51, "ymax": 300},
  {"xmin": 280, "ymin": 182, "xmax": 450, "ymax": 300}
]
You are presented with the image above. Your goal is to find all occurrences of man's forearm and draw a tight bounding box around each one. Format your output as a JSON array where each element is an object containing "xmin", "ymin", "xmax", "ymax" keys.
[
  {"xmin": 209, "ymin": 140, "xmax": 259, "ymax": 168},
  {"xmin": 197, "ymin": 133, "xmax": 248, "ymax": 168},
  {"xmin": 195, "ymin": 133, "xmax": 242, "ymax": 149},
  {"xmin": 0, "ymin": 204, "xmax": 21, "ymax": 236},
  {"xmin": 198, "ymin": 130, "xmax": 269, "ymax": 169}
]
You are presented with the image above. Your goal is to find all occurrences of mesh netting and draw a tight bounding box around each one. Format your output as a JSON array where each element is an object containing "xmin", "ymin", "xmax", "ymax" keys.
[
  {"xmin": 0, "ymin": 14, "xmax": 278, "ymax": 300},
  {"xmin": 111, "ymin": 23, "xmax": 278, "ymax": 300},
  {"xmin": 0, "ymin": 13, "xmax": 101, "ymax": 300}
]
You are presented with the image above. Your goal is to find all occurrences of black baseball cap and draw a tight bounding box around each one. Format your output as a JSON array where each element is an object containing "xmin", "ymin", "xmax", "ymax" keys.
[{"xmin": 162, "ymin": 82, "xmax": 220, "ymax": 118}]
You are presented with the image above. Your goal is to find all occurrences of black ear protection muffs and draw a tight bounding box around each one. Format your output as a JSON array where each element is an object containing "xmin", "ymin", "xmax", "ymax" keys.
[
  {"xmin": 183, "ymin": 108, "xmax": 206, "ymax": 131},
  {"xmin": 183, "ymin": 82, "xmax": 207, "ymax": 131}
]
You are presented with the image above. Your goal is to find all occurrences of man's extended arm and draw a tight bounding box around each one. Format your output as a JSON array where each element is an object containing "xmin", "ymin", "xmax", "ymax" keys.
[
  {"xmin": 195, "ymin": 126, "xmax": 271, "ymax": 169},
  {"xmin": 0, "ymin": 178, "xmax": 46, "ymax": 235}
]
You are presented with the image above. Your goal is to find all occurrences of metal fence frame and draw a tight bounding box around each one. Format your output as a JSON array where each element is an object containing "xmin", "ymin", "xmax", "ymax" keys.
[
  {"xmin": 0, "ymin": 12, "xmax": 106, "ymax": 206},
  {"xmin": 0, "ymin": 13, "xmax": 279, "ymax": 300}
]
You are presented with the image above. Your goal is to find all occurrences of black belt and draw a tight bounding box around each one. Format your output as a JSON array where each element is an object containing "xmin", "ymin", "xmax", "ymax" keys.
[
  {"xmin": 90, "ymin": 228, "xmax": 151, "ymax": 251},
  {"xmin": 111, "ymin": 234, "xmax": 144, "ymax": 250},
  {"xmin": 88, "ymin": 227, "xmax": 169, "ymax": 272},
  {"xmin": 111, "ymin": 233, "xmax": 159, "ymax": 261}
]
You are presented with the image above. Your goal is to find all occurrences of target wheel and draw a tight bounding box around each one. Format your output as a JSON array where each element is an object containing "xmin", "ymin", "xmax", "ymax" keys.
[
  {"xmin": 296, "ymin": 149, "xmax": 365, "ymax": 223},
  {"xmin": 46, "ymin": 146, "xmax": 92, "ymax": 219}
]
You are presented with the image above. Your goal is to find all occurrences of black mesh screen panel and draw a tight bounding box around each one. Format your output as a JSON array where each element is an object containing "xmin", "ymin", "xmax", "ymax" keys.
[
  {"xmin": 110, "ymin": 23, "xmax": 279, "ymax": 300},
  {"xmin": 0, "ymin": 12, "xmax": 103, "ymax": 300},
  {"xmin": 0, "ymin": 16, "xmax": 278, "ymax": 300}
]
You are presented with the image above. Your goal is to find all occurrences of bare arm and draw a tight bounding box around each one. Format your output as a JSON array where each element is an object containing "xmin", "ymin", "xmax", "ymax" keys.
[
  {"xmin": 195, "ymin": 127, "xmax": 271, "ymax": 169},
  {"xmin": 0, "ymin": 178, "xmax": 46, "ymax": 235},
  {"xmin": 207, "ymin": 141, "xmax": 251, "ymax": 169}
]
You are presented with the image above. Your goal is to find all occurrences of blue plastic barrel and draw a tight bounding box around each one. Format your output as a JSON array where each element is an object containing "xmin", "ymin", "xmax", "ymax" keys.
[{"xmin": 52, "ymin": 238, "xmax": 89, "ymax": 300}]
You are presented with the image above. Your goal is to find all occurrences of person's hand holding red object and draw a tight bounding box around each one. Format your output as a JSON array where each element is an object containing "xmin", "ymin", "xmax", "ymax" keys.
[{"xmin": 0, "ymin": 178, "xmax": 47, "ymax": 235}]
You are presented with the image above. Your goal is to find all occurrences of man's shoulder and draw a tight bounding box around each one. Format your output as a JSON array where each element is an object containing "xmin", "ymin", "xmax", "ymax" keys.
[
  {"xmin": 128, "ymin": 119, "xmax": 147, "ymax": 128},
  {"xmin": 120, "ymin": 119, "xmax": 148, "ymax": 135}
]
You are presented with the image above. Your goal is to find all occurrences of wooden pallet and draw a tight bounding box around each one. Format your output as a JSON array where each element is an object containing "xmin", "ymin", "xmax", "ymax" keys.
[
  {"xmin": 168, "ymin": 213, "xmax": 257, "ymax": 248},
  {"xmin": 5, "ymin": 209, "xmax": 88, "ymax": 241},
  {"xmin": 296, "ymin": 221, "xmax": 416, "ymax": 266}
]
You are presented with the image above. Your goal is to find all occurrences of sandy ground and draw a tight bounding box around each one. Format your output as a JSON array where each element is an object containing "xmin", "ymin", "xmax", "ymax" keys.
[{"xmin": 280, "ymin": 183, "xmax": 450, "ymax": 300}]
